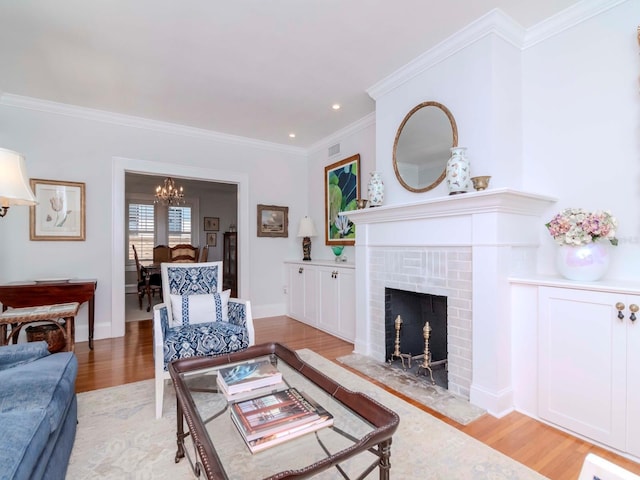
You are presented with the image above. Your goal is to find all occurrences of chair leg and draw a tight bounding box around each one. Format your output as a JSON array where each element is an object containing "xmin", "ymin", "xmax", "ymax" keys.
[
  {"xmin": 138, "ymin": 291, "xmax": 143, "ymax": 310},
  {"xmin": 155, "ymin": 376, "xmax": 165, "ymax": 419}
]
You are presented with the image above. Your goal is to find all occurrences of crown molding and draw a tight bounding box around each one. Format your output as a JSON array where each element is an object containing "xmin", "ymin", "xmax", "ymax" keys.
[
  {"xmin": 366, "ymin": 9, "xmax": 526, "ymax": 101},
  {"xmin": 307, "ymin": 111, "xmax": 376, "ymax": 156},
  {"xmin": 0, "ymin": 93, "xmax": 307, "ymax": 156},
  {"xmin": 523, "ymin": 0, "xmax": 628, "ymax": 49}
]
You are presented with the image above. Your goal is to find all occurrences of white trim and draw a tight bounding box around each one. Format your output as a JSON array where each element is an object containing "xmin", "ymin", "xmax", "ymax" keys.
[
  {"xmin": 523, "ymin": 0, "xmax": 628, "ymax": 49},
  {"xmin": 112, "ymin": 157, "xmax": 250, "ymax": 338},
  {"xmin": 0, "ymin": 93, "xmax": 306, "ymax": 156},
  {"xmin": 366, "ymin": 9, "xmax": 526, "ymax": 101},
  {"xmin": 307, "ymin": 112, "xmax": 376, "ymax": 155}
]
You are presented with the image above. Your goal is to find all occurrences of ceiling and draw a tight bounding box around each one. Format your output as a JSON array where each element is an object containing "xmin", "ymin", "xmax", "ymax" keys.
[{"xmin": 0, "ymin": 0, "xmax": 579, "ymax": 148}]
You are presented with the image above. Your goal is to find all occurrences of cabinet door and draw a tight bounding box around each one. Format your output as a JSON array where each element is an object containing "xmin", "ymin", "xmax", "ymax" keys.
[
  {"xmin": 625, "ymin": 295, "xmax": 640, "ymax": 457},
  {"xmin": 287, "ymin": 265, "xmax": 305, "ymax": 321},
  {"xmin": 538, "ymin": 287, "xmax": 626, "ymax": 449},
  {"xmin": 318, "ymin": 267, "xmax": 340, "ymax": 336}
]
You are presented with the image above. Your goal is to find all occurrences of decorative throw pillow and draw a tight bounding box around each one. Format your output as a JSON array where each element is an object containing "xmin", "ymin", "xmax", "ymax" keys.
[{"xmin": 169, "ymin": 289, "xmax": 230, "ymax": 327}]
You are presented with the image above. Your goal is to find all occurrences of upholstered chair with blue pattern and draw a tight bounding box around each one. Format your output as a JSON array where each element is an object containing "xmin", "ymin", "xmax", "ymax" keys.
[{"xmin": 152, "ymin": 261, "xmax": 254, "ymax": 418}]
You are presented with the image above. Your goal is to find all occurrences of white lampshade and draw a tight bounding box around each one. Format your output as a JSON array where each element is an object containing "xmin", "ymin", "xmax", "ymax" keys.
[
  {"xmin": 0, "ymin": 148, "xmax": 37, "ymax": 208},
  {"xmin": 297, "ymin": 216, "xmax": 318, "ymax": 237}
]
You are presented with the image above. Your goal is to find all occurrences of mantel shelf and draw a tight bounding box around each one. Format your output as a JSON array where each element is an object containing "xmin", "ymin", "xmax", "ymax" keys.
[{"xmin": 341, "ymin": 188, "xmax": 557, "ymax": 225}]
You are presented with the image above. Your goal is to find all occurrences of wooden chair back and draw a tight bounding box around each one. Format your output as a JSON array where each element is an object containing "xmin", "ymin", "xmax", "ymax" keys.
[
  {"xmin": 153, "ymin": 245, "xmax": 171, "ymax": 263},
  {"xmin": 199, "ymin": 246, "xmax": 208, "ymax": 262},
  {"xmin": 131, "ymin": 244, "xmax": 143, "ymax": 282},
  {"xmin": 170, "ymin": 244, "xmax": 199, "ymax": 263}
]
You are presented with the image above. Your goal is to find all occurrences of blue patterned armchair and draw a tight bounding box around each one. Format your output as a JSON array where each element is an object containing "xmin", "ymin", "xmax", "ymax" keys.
[{"xmin": 152, "ymin": 261, "xmax": 254, "ymax": 418}]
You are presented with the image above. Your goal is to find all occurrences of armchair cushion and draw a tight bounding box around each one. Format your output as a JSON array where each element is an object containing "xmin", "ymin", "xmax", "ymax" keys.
[
  {"xmin": 0, "ymin": 341, "xmax": 50, "ymax": 371},
  {"xmin": 169, "ymin": 289, "xmax": 230, "ymax": 326},
  {"xmin": 163, "ymin": 320, "xmax": 250, "ymax": 368}
]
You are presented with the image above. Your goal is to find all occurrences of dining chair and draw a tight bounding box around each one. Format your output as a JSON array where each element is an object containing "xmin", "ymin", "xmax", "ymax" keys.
[
  {"xmin": 132, "ymin": 244, "xmax": 162, "ymax": 310},
  {"xmin": 169, "ymin": 244, "xmax": 199, "ymax": 263},
  {"xmin": 153, "ymin": 245, "xmax": 171, "ymax": 263},
  {"xmin": 199, "ymin": 246, "xmax": 208, "ymax": 262}
]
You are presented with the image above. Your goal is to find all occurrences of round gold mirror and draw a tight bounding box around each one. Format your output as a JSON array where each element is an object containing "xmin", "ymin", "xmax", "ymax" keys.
[{"xmin": 392, "ymin": 101, "xmax": 458, "ymax": 193}]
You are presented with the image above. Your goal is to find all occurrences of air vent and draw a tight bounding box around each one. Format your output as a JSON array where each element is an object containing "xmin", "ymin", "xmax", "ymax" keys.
[{"xmin": 328, "ymin": 143, "xmax": 340, "ymax": 157}]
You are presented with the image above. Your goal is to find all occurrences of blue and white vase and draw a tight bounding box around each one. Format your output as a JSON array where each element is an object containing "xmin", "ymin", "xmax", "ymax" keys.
[
  {"xmin": 368, "ymin": 171, "xmax": 384, "ymax": 207},
  {"xmin": 446, "ymin": 147, "xmax": 471, "ymax": 195}
]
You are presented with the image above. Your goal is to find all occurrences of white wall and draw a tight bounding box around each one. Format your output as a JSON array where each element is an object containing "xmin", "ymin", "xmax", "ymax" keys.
[
  {"xmin": 0, "ymin": 100, "xmax": 308, "ymax": 341},
  {"xmin": 523, "ymin": 0, "xmax": 640, "ymax": 280},
  {"xmin": 304, "ymin": 114, "xmax": 376, "ymax": 264}
]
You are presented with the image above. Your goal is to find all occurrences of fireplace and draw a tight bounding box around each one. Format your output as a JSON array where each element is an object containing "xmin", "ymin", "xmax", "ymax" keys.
[
  {"xmin": 343, "ymin": 189, "xmax": 556, "ymax": 414},
  {"xmin": 385, "ymin": 288, "xmax": 448, "ymax": 388}
]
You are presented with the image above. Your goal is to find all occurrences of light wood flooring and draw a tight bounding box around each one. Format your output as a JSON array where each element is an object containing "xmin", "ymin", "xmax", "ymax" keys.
[{"xmin": 74, "ymin": 316, "xmax": 640, "ymax": 480}]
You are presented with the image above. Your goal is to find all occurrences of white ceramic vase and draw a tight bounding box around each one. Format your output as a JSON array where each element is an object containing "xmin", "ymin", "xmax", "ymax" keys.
[
  {"xmin": 368, "ymin": 171, "xmax": 384, "ymax": 207},
  {"xmin": 446, "ymin": 147, "xmax": 471, "ymax": 195},
  {"xmin": 556, "ymin": 242, "xmax": 610, "ymax": 281}
]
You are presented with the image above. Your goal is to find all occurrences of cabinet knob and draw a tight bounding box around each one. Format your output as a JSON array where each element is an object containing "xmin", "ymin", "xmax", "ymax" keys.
[
  {"xmin": 298, "ymin": 267, "xmax": 303, "ymax": 274},
  {"xmin": 616, "ymin": 302, "xmax": 626, "ymax": 320},
  {"xmin": 631, "ymin": 304, "xmax": 638, "ymax": 322}
]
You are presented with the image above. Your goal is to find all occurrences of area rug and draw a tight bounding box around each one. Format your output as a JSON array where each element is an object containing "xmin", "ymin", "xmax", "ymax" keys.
[
  {"xmin": 67, "ymin": 349, "xmax": 548, "ymax": 479},
  {"xmin": 337, "ymin": 352, "xmax": 486, "ymax": 425}
]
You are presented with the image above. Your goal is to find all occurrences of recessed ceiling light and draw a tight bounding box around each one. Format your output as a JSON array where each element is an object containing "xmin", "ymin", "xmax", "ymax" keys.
[
  {"xmin": 289, "ymin": 133, "xmax": 296, "ymax": 138},
  {"xmin": 332, "ymin": 104, "xmax": 341, "ymax": 110}
]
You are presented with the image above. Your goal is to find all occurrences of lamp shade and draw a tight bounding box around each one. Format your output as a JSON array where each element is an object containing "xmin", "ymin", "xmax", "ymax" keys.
[
  {"xmin": 297, "ymin": 216, "xmax": 318, "ymax": 237},
  {"xmin": 0, "ymin": 148, "xmax": 37, "ymax": 208}
]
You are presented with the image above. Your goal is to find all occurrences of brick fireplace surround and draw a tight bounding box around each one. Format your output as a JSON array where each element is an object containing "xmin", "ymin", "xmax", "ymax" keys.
[{"xmin": 343, "ymin": 188, "xmax": 555, "ymax": 416}]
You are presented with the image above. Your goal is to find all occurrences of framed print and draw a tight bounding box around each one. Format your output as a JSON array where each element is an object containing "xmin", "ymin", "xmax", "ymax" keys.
[
  {"xmin": 206, "ymin": 232, "xmax": 217, "ymax": 247},
  {"xmin": 257, "ymin": 204, "xmax": 288, "ymax": 237},
  {"xmin": 204, "ymin": 216, "xmax": 219, "ymax": 231},
  {"xmin": 29, "ymin": 179, "xmax": 86, "ymax": 241},
  {"xmin": 324, "ymin": 154, "xmax": 360, "ymax": 246}
]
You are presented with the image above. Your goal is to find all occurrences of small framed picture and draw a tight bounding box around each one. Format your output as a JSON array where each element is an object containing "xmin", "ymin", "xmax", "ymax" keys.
[
  {"xmin": 206, "ymin": 232, "xmax": 217, "ymax": 247},
  {"xmin": 204, "ymin": 217, "xmax": 219, "ymax": 231},
  {"xmin": 29, "ymin": 178, "xmax": 86, "ymax": 241},
  {"xmin": 257, "ymin": 204, "xmax": 288, "ymax": 237}
]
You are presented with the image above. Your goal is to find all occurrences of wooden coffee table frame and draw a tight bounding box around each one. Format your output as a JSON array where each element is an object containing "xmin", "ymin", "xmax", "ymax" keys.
[{"xmin": 168, "ymin": 342, "xmax": 400, "ymax": 480}]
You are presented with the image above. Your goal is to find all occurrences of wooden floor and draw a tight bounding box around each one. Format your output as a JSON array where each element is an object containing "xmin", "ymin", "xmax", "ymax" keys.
[{"xmin": 74, "ymin": 316, "xmax": 640, "ymax": 480}]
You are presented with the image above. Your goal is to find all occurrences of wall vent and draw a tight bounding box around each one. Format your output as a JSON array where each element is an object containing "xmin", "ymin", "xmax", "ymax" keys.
[{"xmin": 328, "ymin": 143, "xmax": 340, "ymax": 157}]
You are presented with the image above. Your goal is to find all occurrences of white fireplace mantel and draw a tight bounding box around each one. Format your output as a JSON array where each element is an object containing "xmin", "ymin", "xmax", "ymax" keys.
[
  {"xmin": 342, "ymin": 188, "xmax": 557, "ymax": 417},
  {"xmin": 342, "ymin": 188, "xmax": 556, "ymax": 225}
]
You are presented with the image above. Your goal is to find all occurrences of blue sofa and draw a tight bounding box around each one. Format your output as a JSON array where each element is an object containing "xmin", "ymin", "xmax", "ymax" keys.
[{"xmin": 0, "ymin": 342, "xmax": 78, "ymax": 480}]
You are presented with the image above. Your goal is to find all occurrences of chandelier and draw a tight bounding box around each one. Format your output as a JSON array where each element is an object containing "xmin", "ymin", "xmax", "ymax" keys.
[{"xmin": 154, "ymin": 177, "xmax": 184, "ymax": 206}]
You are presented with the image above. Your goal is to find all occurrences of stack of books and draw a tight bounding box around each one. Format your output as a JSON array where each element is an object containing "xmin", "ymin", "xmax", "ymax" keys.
[
  {"xmin": 230, "ymin": 387, "xmax": 334, "ymax": 453},
  {"xmin": 216, "ymin": 358, "xmax": 285, "ymax": 401}
]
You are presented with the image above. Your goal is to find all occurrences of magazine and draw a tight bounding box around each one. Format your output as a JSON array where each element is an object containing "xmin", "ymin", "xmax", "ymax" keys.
[
  {"xmin": 230, "ymin": 388, "xmax": 332, "ymax": 442},
  {"xmin": 216, "ymin": 357, "xmax": 282, "ymax": 395},
  {"xmin": 236, "ymin": 411, "xmax": 334, "ymax": 454},
  {"xmin": 218, "ymin": 378, "xmax": 287, "ymax": 402}
]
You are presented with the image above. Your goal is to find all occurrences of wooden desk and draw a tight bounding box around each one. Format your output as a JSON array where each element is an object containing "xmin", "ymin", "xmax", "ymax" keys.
[{"xmin": 0, "ymin": 279, "xmax": 97, "ymax": 349}]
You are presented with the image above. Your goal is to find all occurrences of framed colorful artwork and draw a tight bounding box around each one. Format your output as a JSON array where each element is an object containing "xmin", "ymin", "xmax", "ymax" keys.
[
  {"xmin": 324, "ymin": 154, "xmax": 360, "ymax": 246},
  {"xmin": 29, "ymin": 178, "xmax": 86, "ymax": 241},
  {"xmin": 257, "ymin": 204, "xmax": 288, "ymax": 237}
]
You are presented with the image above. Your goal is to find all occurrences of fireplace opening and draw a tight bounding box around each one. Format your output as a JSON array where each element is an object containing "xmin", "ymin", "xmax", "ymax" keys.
[{"xmin": 385, "ymin": 288, "xmax": 448, "ymax": 389}]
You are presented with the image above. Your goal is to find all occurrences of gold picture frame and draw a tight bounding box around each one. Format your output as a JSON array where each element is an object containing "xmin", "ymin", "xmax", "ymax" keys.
[
  {"xmin": 29, "ymin": 179, "xmax": 86, "ymax": 241},
  {"xmin": 324, "ymin": 154, "xmax": 360, "ymax": 246},
  {"xmin": 257, "ymin": 204, "xmax": 288, "ymax": 237}
]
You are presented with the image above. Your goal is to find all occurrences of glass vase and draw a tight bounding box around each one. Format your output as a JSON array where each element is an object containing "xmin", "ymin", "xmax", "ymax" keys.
[{"xmin": 556, "ymin": 242, "xmax": 610, "ymax": 281}]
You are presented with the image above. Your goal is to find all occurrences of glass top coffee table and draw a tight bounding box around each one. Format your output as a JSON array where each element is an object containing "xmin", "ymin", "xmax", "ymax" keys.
[{"xmin": 168, "ymin": 342, "xmax": 399, "ymax": 480}]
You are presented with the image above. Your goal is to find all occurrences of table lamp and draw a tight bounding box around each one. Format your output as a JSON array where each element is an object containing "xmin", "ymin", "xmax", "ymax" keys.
[
  {"xmin": 297, "ymin": 216, "xmax": 318, "ymax": 261},
  {"xmin": 0, "ymin": 148, "xmax": 37, "ymax": 218}
]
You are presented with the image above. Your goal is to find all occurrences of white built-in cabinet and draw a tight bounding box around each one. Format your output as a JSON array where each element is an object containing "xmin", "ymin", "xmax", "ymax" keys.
[
  {"xmin": 538, "ymin": 285, "xmax": 640, "ymax": 458},
  {"xmin": 285, "ymin": 261, "xmax": 355, "ymax": 342}
]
